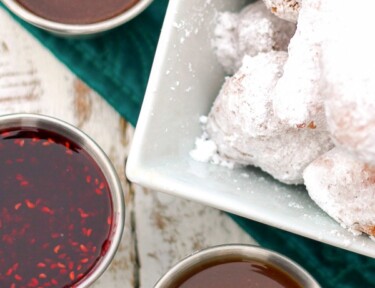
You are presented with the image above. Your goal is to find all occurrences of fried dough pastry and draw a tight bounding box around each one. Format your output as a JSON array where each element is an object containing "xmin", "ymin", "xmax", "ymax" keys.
[
  {"xmin": 272, "ymin": 0, "xmax": 326, "ymax": 130},
  {"xmin": 319, "ymin": 0, "xmax": 375, "ymax": 165},
  {"xmin": 213, "ymin": 0, "xmax": 296, "ymax": 74},
  {"xmin": 206, "ymin": 52, "xmax": 333, "ymax": 184},
  {"xmin": 262, "ymin": 0, "xmax": 301, "ymax": 22},
  {"xmin": 304, "ymin": 148, "xmax": 375, "ymax": 237}
]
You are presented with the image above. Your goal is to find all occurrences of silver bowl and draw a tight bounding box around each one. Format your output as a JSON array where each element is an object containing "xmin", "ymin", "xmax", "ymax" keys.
[
  {"xmin": 0, "ymin": 113, "xmax": 125, "ymax": 288},
  {"xmin": 1, "ymin": 0, "xmax": 153, "ymax": 36},
  {"xmin": 155, "ymin": 244, "xmax": 320, "ymax": 288}
]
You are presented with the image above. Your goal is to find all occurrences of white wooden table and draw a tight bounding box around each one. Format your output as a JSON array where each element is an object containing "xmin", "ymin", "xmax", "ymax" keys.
[{"xmin": 0, "ymin": 10, "xmax": 255, "ymax": 288}]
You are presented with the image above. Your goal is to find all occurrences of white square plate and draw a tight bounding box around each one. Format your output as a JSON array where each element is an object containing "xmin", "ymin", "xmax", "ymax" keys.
[{"xmin": 126, "ymin": 0, "xmax": 375, "ymax": 258}]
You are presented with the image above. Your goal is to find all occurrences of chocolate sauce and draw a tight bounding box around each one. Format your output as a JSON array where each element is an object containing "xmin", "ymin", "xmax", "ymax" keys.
[
  {"xmin": 175, "ymin": 260, "xmax": 302, "ymax": 288},
  {"xmin": 16, "ymin": 0, "xmax": 140, "ymax": 24}
]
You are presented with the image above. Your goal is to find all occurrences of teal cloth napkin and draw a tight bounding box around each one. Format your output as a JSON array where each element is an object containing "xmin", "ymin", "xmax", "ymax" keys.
[
  {"xmin": 1, "ymin": 1, "xmax": 168, "ymax": 126},
  {"xmin": 2, "ymin": 1, "xmax": 375, "ymax": 287}
]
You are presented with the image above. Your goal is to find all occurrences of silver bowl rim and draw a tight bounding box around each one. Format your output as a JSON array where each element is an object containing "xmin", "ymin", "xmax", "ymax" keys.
[
  {"xmin": 154, "ymin": 244, "xmax": 321, "ymax": 288},
  {"xmin": 1, "ymin": 0, "xmax": 154, "ymax": 36},
  {"xmin": 0, "ymin": 113, "xmax": 125, "ymax": 288}
]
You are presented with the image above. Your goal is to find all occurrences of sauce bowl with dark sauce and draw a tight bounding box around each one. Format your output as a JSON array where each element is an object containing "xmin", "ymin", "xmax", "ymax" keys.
[
  {"xmin": 155, "ymin": 244, "xmax": 320, "ymax": 288},
  {"xmin": 0, "ymin": 113, "xmax": 124, "ymax": 287},
  {"xmin": 1, "ymin": 0, "xmax": 153, "ymax": 36}
]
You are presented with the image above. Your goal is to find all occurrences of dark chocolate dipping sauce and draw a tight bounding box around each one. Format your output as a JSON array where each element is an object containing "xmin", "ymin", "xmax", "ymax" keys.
[
  {"xmin": 175, "ymin": 260, "xmax": 302, "ymax": 288},
  {"xmin": 15, "ymin": 0, "xmax": 140, "ymax": 24}
]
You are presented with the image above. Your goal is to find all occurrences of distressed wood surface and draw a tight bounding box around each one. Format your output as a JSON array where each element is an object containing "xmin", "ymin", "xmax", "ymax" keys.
[{"xmin": 0, "ymin": 10, "xmax": 255, "ymax": 288}]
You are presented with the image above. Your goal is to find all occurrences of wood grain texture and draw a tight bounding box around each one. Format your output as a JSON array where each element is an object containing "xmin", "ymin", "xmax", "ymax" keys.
[{"xmin": 0, "ymin": 9, "xmax": 255, "ymax": 288}]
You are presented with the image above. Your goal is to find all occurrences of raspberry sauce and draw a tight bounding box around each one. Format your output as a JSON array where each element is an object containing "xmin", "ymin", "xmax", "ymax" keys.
[{"xmin": 0, "ymin": 127, "xmax": 113, "ymax": 288}]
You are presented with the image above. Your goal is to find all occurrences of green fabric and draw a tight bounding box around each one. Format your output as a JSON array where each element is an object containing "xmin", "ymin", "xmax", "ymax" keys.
[
  {"xmin": 0, "ymin": 1, "xmax": 168, "ymax": 126},
  {"xmin": 2, "ymin": 1, "xmax": 375, "ymax": 287},
  {"xmin": 231, "ymin": 215, "xmax": 375, "ymax": 288}
]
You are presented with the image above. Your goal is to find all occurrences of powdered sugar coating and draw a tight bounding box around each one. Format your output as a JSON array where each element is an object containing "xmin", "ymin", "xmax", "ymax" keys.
[
  {"xmin": 272, "ymin": 0, "xmax": 326, "ymax": 130},
  {"xmin": 319, "ymin": 0, "xmax": 375, "ymax": 165},
  {"xmin": 211, "ymin": 52, "xmax": 287, "ymax": 138},
  {"xmin": 304, "ymin": 148, "xmax": 375, "ymax": 237},
  {"xmin": 213, "ymin": 1, "xmax": 296, "ymax": 74},
  {"xmin": 196, "ymin": 0, "xmax": 375, "ymax": 242},
  {"xmin": 262, "ymin": 0, "xmax": 301, "ymax": 22},
  {"xmin": 206, "ymin": 52, "xmax": 333, "ymax": 184}
]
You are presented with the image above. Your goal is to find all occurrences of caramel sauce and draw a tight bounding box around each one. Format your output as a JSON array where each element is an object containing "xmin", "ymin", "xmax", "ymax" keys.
[
  {"xmin": 16, "ymin": 0, "xmax": 140, "ymax": 24},
  {"xmin": 174, "ymin": 260, "xmax": 302, "ymax": 288}
]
